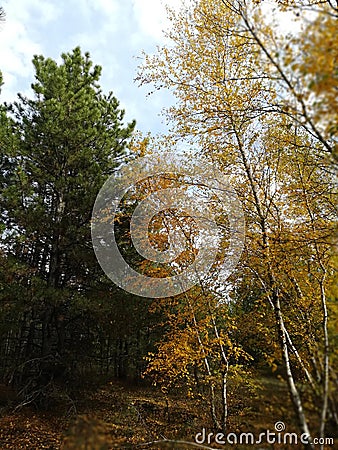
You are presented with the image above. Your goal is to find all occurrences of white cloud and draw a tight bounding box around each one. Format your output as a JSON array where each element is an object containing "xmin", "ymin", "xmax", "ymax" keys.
[
  {"xmin": 132, "ymin": 0, "xmax": 184, "ymax": 41},
  {"xmin": 0, "ymin": 0, "xmax": 182, "ymax": 131},
  {"xmin": 71, "ymin": 0, "xmax": 120, "ymax": 25},
  {"xmin": 132, "ymin": 0, "xmax": 168, "ymax": 40},
  {"xmin": 88, "ymin": 0, "xmax": 119, "ymax": 16},
  {"xmin": 4, "ymin": 0, "xmax": 61, "ymax": 25},
  {"xmin": 0, "ymin": 18, "xmax": 42, "ymax": 101},
  {"xmin": 0, "ymin": 0, "xmax": 63, "ymax": 101},
  {"xmin": 32, "ymin": 1, "xmax": 60, "ymax": 24}
]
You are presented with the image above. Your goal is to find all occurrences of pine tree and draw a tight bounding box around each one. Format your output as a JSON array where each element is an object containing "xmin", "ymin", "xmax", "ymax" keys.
[{"xmin": 0, "ymin": 47, "xmax": 135, "ymax": 392}]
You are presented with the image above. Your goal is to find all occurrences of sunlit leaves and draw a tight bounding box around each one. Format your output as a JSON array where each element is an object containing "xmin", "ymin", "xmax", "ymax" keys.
[{"xmin": 138, "ymin": 0, "xmax": 337, "ymax": 436}]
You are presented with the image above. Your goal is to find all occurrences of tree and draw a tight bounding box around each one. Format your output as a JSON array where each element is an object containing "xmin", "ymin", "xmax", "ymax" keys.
[
  {"xmin": 113, "ymin": 138, "xmax": 250, "ymax": 432},
  {"xmin": 218, "ymin": 0, "xmax": 337, "ymax": 166},
  {"xmin": 0, "ymin": 47, "xmax": 136, "ymax": 398},
  {"xmin": 137, "ymin": 0, "xmax": 337, "ymax": 446}
]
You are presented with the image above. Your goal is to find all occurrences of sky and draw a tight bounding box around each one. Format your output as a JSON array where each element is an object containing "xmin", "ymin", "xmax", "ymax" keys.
[{"xmin": 0, "ymin": 0, "xmax": 183, "ymax": 134}]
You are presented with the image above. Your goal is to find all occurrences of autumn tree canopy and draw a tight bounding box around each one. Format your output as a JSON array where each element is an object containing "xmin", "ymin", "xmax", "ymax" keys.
[
  {"xmin": 138, "ymin": 0, "xmax": 337, "ymax": 445},
  {"xmin": 0, "ymin": 2, "xmax": 336, "ymax": 448}
]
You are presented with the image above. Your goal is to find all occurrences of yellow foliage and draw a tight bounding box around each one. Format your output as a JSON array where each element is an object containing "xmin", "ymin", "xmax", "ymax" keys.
[{"xmin": 138, "ymin": 0, "xmax": 337, "ymax": 429}]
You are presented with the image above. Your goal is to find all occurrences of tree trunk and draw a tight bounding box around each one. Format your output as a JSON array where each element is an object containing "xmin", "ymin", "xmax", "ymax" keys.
[{"xmin": 274, "ymin": 294, "xmax": 314, "ymax": 450}]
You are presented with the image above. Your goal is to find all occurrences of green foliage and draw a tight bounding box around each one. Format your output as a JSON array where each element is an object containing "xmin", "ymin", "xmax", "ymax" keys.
[
  {"xmin": 0, "ymin": 47, "xmax": 141, "ymax": 394},
  {"xmin": 4, "ymin": 47, "xmax": 135, "ymax": 266}
]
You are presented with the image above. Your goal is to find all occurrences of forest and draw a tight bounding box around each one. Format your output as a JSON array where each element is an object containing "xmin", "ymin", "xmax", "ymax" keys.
[{"xmin": 0, "ymin": 0, "xmax": 337, "ymax": 449}]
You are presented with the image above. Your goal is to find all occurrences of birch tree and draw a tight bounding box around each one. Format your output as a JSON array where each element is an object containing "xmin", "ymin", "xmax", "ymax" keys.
[{"xmin": 137, "ymin": 0, "xmax": 337, "ymax": 446}]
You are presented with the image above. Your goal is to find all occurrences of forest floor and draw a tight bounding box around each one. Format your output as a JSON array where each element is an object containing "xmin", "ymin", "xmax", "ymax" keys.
[{"xmin": 0, "ymin": 375, "xmax": 335, "ymax": 449}]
